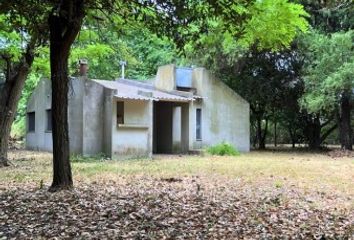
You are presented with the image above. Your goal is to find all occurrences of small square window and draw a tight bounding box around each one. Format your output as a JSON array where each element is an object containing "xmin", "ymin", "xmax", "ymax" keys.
[
  {"xmin": 117, "ymin": 101, "xmax": 124, "ymax": 124},
  {"xmin": 46, "ymin": 109, "xmax": 52, "ymax": 131},
  {"xmin": 27, "ymin": 112, "xmax": 35, "ymax": 132}
]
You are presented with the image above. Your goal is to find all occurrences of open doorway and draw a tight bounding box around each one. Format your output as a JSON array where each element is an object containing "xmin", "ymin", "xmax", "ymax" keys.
[
  {"xmin": 153, "ymin": 102, "xmax": 189, "ymax": 154},
  {"xmin": 153, "ymin": 102, "xmax": 173, "ymax": 153}
]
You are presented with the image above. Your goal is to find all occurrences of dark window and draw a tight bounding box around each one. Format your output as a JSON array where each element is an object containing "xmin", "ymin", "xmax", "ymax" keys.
[
  {"xmin": 196, "ymin": 108, "xmax": 202, "ymax": 140},
  {"xmin": 117, "ymin": 101, "xmax": 124, "ymax": 124},
  {"xmin": 46, "ymin": 109, "xmax": 52, "ymax": 131},
  {"xmin": 27, "ymin": 112, "xmax": 35, "ymax": 132}
]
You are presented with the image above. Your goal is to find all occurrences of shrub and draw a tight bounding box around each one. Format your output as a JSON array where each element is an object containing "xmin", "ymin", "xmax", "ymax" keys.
[{"xmin": 206, "ymin": 142, "xmax": 240, "ymax": 156}]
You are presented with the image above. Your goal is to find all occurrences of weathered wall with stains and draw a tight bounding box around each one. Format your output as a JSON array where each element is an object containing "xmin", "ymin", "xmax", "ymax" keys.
[
  {"xmin": 154, "ymin": 64, "xmax": 175, "ymax": 91},
  {"xmin": 26, "ymin": 78, "xmax": 53, "ymax": 151},
  {"xmin": 68, "ymin": 78, "xmax": 85, "ymax": 154},
  {"xmin": 25, "ymin": 77, "xmax": 102, "ymax": 155},
  {"xmin": 82, "ymin": 80, "xmax": 105, "ymax": 155},
  {"xmin": 189, "ymin": 68, "xmax": 250, "ymax": 152},
  {"xmin": 111, "ymin": 99, "xmax": 153, "ymax": 159}
]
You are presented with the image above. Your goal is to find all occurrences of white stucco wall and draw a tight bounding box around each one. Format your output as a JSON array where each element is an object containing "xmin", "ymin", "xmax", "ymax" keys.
[
  {"xmin": 154, "ymin": 64, "xmax": 175, "ymax": 91},
  {"xmin": 111, "ymin": 99, "xmax": 153, "ymax": 159},
  {"xmin": 26, "ymin": 79, "xmax": 53, "ymax": 152},
  {"xmin": 82, "ymin": 80, "xmax": 105, "ymax": 155},
  {"xmin": 190, "ymin": 68, "xmax": 250, "ymax": 152}
]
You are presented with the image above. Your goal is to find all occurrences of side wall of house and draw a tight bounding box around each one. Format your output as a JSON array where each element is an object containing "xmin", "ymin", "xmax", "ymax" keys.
[
  {"xmin": 26, "ymin": 77, "xmax": 85, "ymax": 153},
  {"xmin": 189, "ymin": 68, "xmax": 250, "ymax": 152},
  {"xmin": 26, "ymin": 79, "xmax": 53, "ymax": 151}
]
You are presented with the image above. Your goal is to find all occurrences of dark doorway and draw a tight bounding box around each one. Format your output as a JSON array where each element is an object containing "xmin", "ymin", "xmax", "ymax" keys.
[{"xmin": 153, "ymin": 102, "xmax": 173, "ymax": 153}]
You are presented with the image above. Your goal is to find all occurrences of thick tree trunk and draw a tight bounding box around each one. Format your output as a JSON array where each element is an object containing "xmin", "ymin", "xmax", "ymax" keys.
[
  {"xmin": 0, "ymin": 47, "xmax": 35, "ymax": 167},
  {"xmin": 49, "ymin": 47, "xmax": 73, "ymax": 190},
  {"xmin": 339, "ymin": 93, "xmax": 353, "ymax": 150},
  {"xmin": 48, "ymin": 0, "xmax": 84, "ymax": 191},
  {"xmin": 305, "ymin": 116, "xmax": 322, "ymax": 150},
  {"xmin": 304, "ymin": 114, "xmax": 338, "ymax": 150}
]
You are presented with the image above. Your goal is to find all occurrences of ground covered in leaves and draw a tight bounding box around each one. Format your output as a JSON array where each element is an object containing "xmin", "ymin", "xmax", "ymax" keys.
[{"xmin": 0, "ymin": 150, "xmax": 353, "ymax": 239}]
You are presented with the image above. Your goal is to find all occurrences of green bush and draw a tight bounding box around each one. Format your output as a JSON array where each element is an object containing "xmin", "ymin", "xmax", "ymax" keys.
[
  {"xmin": 206, "ymin": 142, "xmax": 240, "ymax": 156},
  {"xmin": 11, "ymin": 117, "xmax": 26, "ymax": 139}
]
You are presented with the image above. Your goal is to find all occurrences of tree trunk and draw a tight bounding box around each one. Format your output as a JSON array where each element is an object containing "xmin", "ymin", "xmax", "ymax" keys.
[
  {"xmin": 287, "ymin": 127, "xmax": 296, "ymax": 148},
  {"xmin": 274, "ymin": 121, "xmax": 277, "ymax": 147},
  {"xmin": 256, "ymin": 117, "xmax": 267, "ymax": 150},
  {"xmin": 305, "ymin": 116, "xmax": 322, "ymax": 150},
  {"xmin": 260, "ymin": 118, "xmax": 268, "ymax": 150},
  {"xmin": 0, "ymin": 46, "xmax": 35, "ymax": 167},
  {"xmin": 339, "ymin": 93, "xmax": 353, "ymax": 150},
  {"xmin": 48, "ymin": 0, "xmax": 84, "ymax": 191}
]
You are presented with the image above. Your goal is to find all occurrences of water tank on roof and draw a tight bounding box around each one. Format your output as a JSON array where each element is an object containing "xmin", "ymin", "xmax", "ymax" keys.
[{"xmin": 176, "ymin": 67, "xmax": 192, "ymax": 88}]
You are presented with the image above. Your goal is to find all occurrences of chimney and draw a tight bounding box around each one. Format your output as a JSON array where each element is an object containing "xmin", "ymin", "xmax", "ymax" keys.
[{"xmin": 79, "ymin": 59, "xmax": 88, "ymax": 76}]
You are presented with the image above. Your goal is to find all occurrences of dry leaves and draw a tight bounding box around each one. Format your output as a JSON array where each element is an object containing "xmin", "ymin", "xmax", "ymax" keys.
[{"xmin": 0, "ymin": 177, "xmax": 353, "ymax": 239}]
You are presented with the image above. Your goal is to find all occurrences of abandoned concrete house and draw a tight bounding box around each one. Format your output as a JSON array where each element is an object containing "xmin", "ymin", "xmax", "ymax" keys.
[{"xmin": 26, "ymin": 64, "xmax": 250, "ymax": 158}]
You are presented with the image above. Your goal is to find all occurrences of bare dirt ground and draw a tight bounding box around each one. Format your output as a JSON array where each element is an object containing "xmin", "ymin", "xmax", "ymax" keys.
[{"xmin": 0, "ymin": 150, "xmax": 353, "ymax": 239}]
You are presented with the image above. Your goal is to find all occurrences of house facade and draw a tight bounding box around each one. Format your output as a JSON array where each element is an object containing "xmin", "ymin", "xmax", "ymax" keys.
[{"xmin": 26, "ymin": 64, "xmax": 250, "ymax": 158}]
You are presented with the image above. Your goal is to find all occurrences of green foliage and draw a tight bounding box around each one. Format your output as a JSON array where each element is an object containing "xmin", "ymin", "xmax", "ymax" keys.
[
  {"xmin": 185, "ymin": 0, "xmax": 309, "ymax": 63},
  {"xmin": 0, "ymin": 14, "xmax": 22, "ymax": 61},
  {"xmin": 240, "ymin": 0, "xmax": 309, "ymax": 50},
  {"xmin": 300, "ymin": 0, "xmax": 354, "ymax": 32},
  {"xmin": 11, "ymin": 116, "xmax": 25, "ymax": 139},
  {"xmin": 206, "ymin": 142, "xmax": 240, "ymax": 156},
  {"xmin": 300, "ymin": 30, "xmax": 354, "ymax": 113}
]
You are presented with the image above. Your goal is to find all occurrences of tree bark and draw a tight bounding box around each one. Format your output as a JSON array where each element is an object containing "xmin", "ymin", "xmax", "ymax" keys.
[
  {"xmin": 304, "ymin": 114, "xmax": 338, "ymax": 150},
  {"xmin": 339, "ymin": 93, "xmax": 353, "ymax": 150},
  {"xmin": 256, "ymin": 117, "xmax": 267, "ymax": 150},
  {"xmin": 274, "ymin": 121, "xmax": 277, "ymax": 147},
  {"xmin": 305, "ymin": 115, "xmax": 322, "ymax": 150},
  {"xmin": 48, "ymin": 0, "xmax": 85, "ymax": 191},
  {"xmin": 287, "ymin": 127, "xmax": 296, "ymax": 148},
  {"xmin": 0, "ymin": 43, "xmax": 36, "ymax": 167}
]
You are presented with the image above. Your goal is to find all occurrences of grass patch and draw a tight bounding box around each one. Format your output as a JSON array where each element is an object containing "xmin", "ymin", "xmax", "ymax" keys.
[
  {"xmin": 70, "ymin": 153, "xmax": 109, "ymax": 163},
  {"xmin": 206, "ymin": 142, "xmax": 240, "ymax": 156},
  {"xmin": 3, "ymin": 150, "xmax": 353, "ymax": 197}
]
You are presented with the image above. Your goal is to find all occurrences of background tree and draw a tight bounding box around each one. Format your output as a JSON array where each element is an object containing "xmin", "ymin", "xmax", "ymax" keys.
[
  {"xmin": 181, "ymin": 0, "xmax": 309, "ymax": 149},
  {"xmin": 300, "ymin": 31, "xmax": 353, "ymax": 150},
  {"xmin": 0, "ymin": 1, "xmax": 48, "ymax": 167}
]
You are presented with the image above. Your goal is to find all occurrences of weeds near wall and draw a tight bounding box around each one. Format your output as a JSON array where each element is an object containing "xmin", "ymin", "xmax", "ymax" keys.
[{"xmin": 206, "ymin": 142, "xmax": 240, "ymax": 156}]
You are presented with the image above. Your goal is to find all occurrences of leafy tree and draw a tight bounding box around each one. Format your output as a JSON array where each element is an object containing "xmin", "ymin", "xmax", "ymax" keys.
[
  {"xmin": 300, "ymin": 0, "xmax": 354, "ymax": 32},
  {"xmin": 300, "ymin": 31, "xmax": 354, "ymax": 150},
  {"xmin": 182, "ymin": 0, "xmax": 309, "ymax": 149},
  {"xmin": 0, "ymin": 1, "xmax": 48, "ymax": 167}
]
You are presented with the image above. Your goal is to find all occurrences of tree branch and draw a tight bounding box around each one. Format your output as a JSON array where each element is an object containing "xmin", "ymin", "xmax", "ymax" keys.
[{"xmin": 320, "ymin": 124, "xmax": 338, "ymax": 143}]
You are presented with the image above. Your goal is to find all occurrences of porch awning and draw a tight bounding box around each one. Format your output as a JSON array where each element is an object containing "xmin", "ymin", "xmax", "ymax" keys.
[
  {"xmin": 114, "ymin": 93, "xmax": 153, "ymax": 101},
  {"xmin": 95, "ymin": 79, "xmax": 197, "ymax": 102}
]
